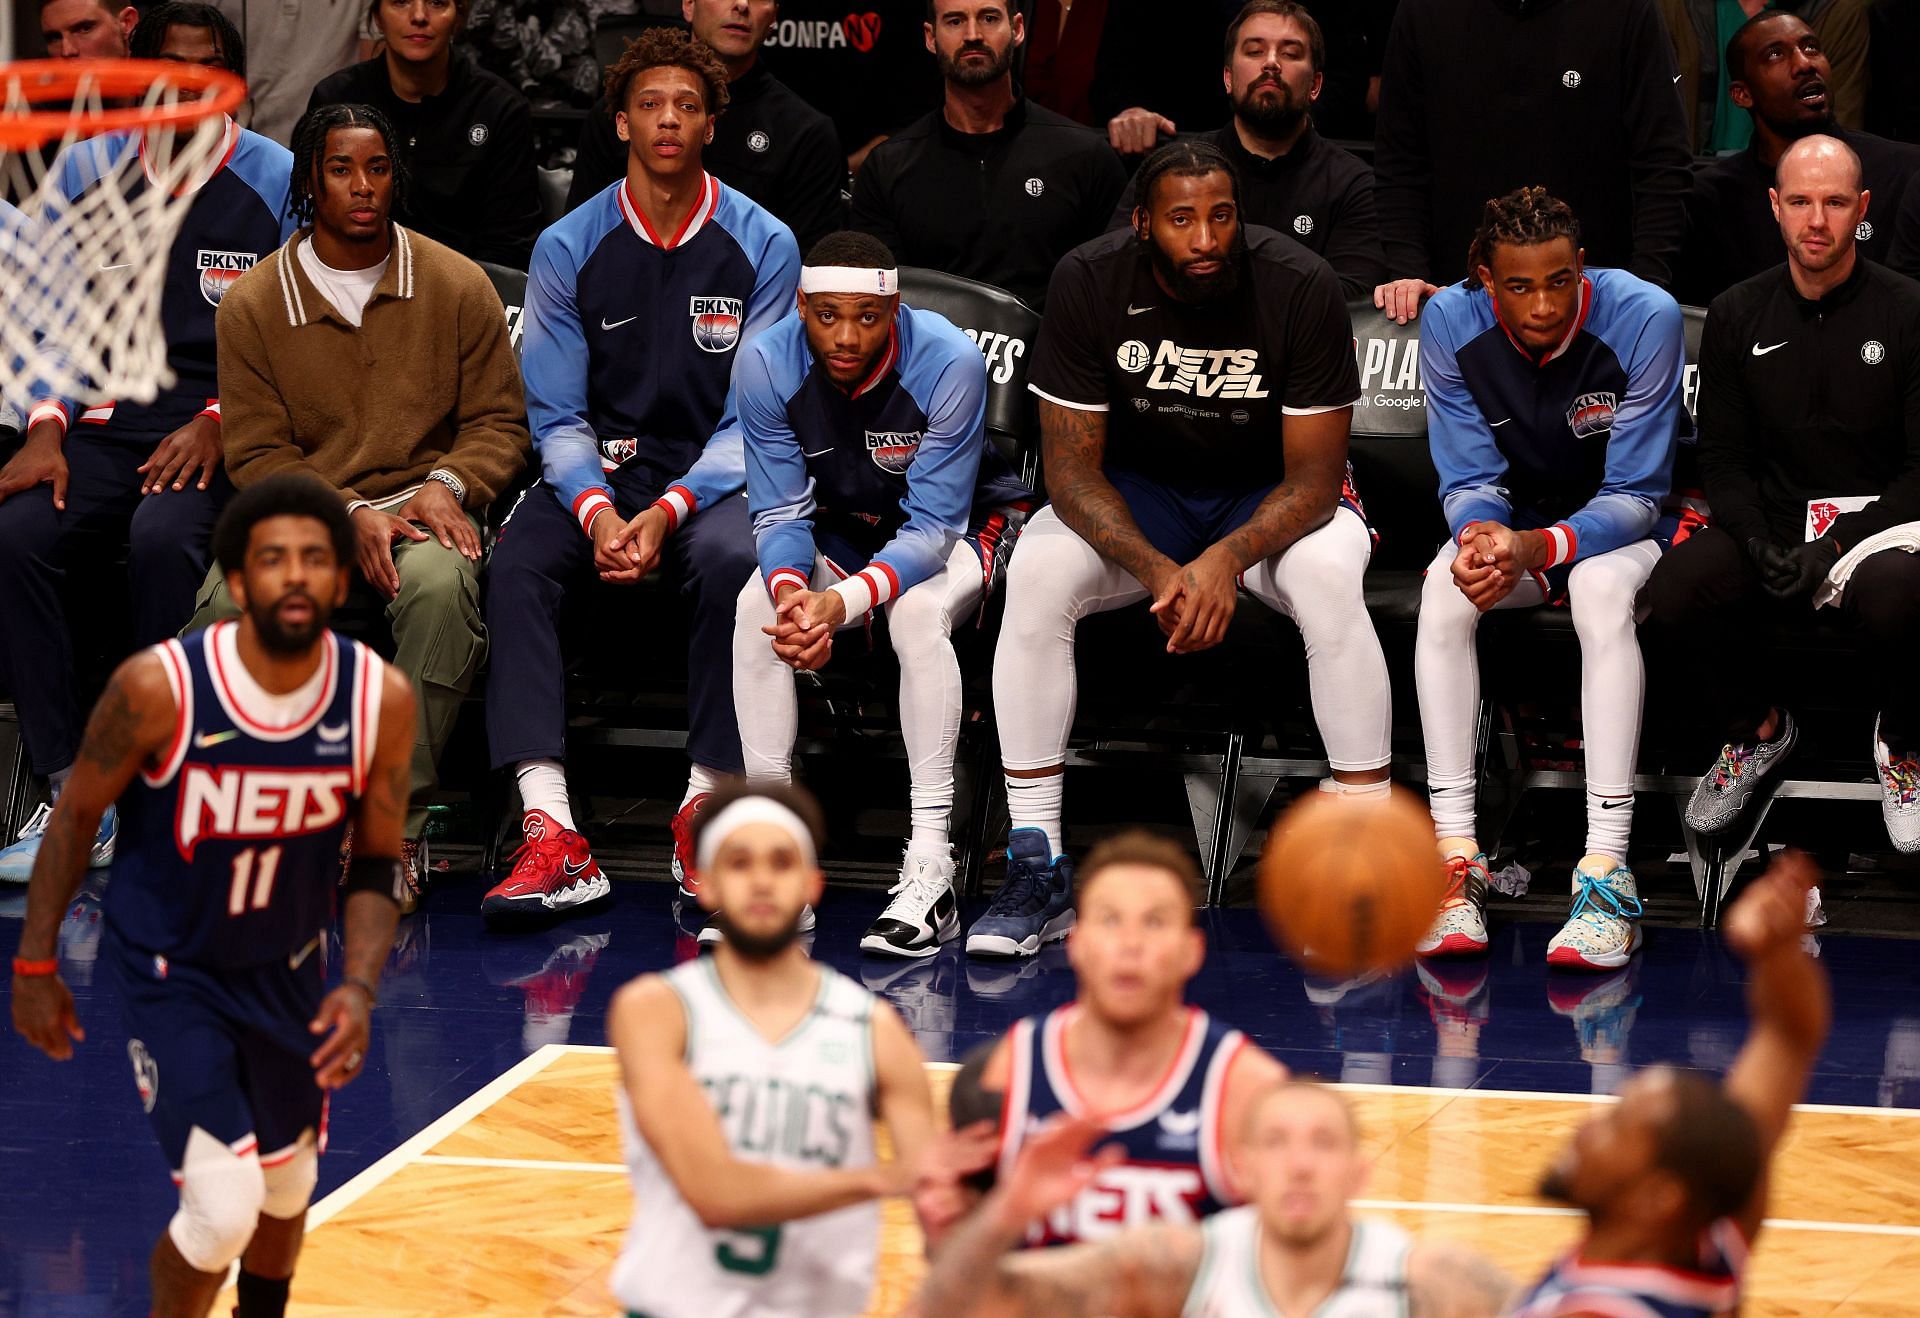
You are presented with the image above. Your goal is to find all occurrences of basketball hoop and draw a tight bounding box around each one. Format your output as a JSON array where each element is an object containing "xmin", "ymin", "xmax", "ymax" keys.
[{"xmin": 0, "ymin": 59, "xmax": 247, "ymax": 420}]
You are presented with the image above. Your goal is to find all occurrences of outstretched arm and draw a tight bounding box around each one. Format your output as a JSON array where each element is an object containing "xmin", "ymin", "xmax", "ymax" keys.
[
  {"xmin": 1721, "ymin": 850, "xmax": 1831, "ymax": 1242},
  {"xmin": 1040, "ymin": 400, "xmax": 1175, "ymax": 594},
  {"xmin": 11, "ymin": 653, "xmax": 175, "ymax": 1057}
]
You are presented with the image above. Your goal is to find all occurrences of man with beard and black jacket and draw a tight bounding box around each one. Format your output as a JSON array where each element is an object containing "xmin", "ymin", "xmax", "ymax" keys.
[
  {"xmin": 1677, "ymin": 11, "xmax": 1920, "ymax": 306},
  {"xmin": 565, "ymin": 0, "xmax": 845, "ymax": 253},
  {"xmin": 1370, "ymin": 0, "xmax": 1693, "ymax": 326},
  {"xmin": 850, "ymin": 0, "xmax": 1124, "ymax": 309},
  {"xmin": 1647, "ymin": 137, "xmax": 1920, "ymax": 857},
  {"xmin": 1106, "ymin": 0, "xmax": 1384, "ymax": 300}
]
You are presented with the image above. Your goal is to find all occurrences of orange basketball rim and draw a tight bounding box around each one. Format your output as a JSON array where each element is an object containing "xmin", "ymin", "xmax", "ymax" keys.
[{"xmin": 0, "ymin": 58, "xmax": 245, "ymax": 150}]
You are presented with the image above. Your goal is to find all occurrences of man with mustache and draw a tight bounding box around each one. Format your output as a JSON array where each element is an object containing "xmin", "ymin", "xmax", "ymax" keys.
[
  {"xmin": 1677, "ymin": 10, "xmax": 1920, "ymax": 304},
  {"xmin": 1107, "ymin": 0, "xmax": 1385, "ymax": 300},
  {"xmin": 848, "ymin": 0, "xmax": 1124, "ymax": 309},
  {"xmin": 975, "ymin": 140, "xmax": 1391, "ymax": 957}
]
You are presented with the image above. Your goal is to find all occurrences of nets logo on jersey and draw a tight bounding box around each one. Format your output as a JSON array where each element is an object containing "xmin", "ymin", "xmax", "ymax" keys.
[
  {"xmin": 866, "ymin": 429, "xmax": 921, "ymax": 473},
  {"xmin": 1566, "ymin": 391, "xmax": 1617, "ymax": 439},
  {"xmin": 690, "ymin": 296, "xmax": 744, "ymax": 352},
  {"xmin": 197, "ymin": 250, "xmax": 257, "ymax": 307},
  {"xmin": 174, "ymin": 763, "xmax": 354, "ymax": 859},
  {"xmin": 1118, "ymin": 340, "xmax": 1269, "ymax": 399}
]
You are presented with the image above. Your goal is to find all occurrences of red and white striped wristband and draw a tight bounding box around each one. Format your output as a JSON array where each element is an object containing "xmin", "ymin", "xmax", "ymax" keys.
[
  {"xmin": 766, "ymin": 567, "xmax": 809, "ymax": 599},
  {"xmin": 651, "ymin": 484, "xmax": 697, "ymax": 532},
  {"xmin": 1540, "ymin": 524, "xmax": 1578, "ymax": 567},
  {"xmin": 196, "ymin": 400, "xmax": 221, "ymax": 423},
  {"xmin": 827, "ymin": 562, "xmax": 901, "ymax": 618},
  {"xmin": 572, "ymin": 487, "xmax": 616, "ymax": 534},
  {"xmin": 25, "ymin": 401, "xmax": 69, "ymax": 435}
]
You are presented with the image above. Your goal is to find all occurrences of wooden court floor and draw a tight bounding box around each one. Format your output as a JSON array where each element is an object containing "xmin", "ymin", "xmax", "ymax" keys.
[{"xmin": 231, "ymin": 1044, "xmax": 1920, "ymax": 1316}]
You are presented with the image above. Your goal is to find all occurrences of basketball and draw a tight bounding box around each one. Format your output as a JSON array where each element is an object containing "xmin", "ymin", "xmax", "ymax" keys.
[{"xmin": 1257, "ymin": 787, "xmax": 1449, "ymax": 977}]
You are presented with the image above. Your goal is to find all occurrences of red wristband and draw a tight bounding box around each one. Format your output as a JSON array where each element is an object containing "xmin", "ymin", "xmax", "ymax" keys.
[{"xmin": 12, "ymin": 956, "xmax": 58, "ymax": 977}]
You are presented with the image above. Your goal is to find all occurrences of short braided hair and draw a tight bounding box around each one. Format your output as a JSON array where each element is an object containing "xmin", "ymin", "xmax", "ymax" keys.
[
  {"xmin": 288, "ymin": 102, "xmax": 408, "ymax": 230},
  {"xmin": 1466, "ymin": 186, "xmax": 1582, "ymax": 288},
  {"xmin": 1133, "ymin": 139, "xmax": 1242, "ymax": 219}
]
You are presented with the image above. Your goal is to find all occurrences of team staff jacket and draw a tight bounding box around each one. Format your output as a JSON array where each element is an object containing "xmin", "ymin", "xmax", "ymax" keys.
[
  {"xmin": 737, "ymin": 302, "xmax": 1032, "ymax": 613},
  {"xmin": 1422, "ymin": 266, "xmax": 1684, "ymax": 565},
  {"xmin": 565, "ymin": 62, "xmax": 846, "ymax": 253},
  {"xmin": 1698, "ymin": 258, "xmax": 1920, "ymax": 549},
  {"xmin": 522, "ymin": 174, "xmax": 800, "ymax": 536},
  {"xmin": 1026, "ymin": 225, "xmax": 1361, "ymax": 491},
  {"xmin": 1678, "ymin": 128, "xmax": 1920, "ymax": 306},
  {"xmin": 1107, "ymin": 124, "xmax": 1386, "ymax": 300},
  {"xmin": 30, "ymin": 121, "xmax": 295, "ymax": 442},
  {"xmin": 308, "ymin": 50, "xmax": 542, "ymax": 270},
  {"xmin": 850, "ymin": 98, "xmax": 1127, "ymax": 310}
]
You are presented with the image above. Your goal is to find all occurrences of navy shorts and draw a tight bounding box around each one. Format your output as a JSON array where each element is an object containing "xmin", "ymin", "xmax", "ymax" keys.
[
  {"xmin": 108, "ymin": 927, "xmax": 328, "ymax": 1176},
  {"xmin": 1107, "ymin": 467, "xmax": 1370, "ymax": 565}
]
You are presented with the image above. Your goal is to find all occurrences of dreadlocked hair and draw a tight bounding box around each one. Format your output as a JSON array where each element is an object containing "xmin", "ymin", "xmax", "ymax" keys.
[
  {"xmin": 287, "ymin": 102, "xmax": 408, "ymax": 229},
  {"xmin": 1132, "ymin": 139, "xmax": 1242, "ymax": 220},
  {"xmin": 130, "ymin": 3, "xmax": 247, "ymax": 79},
  {"xmin": 603, "ymin": 27, "xmax": 731, "ymax": 119},
  {"xmin": 1466, "ymin": 186, "xmax": 1582, "ymax": 288}
]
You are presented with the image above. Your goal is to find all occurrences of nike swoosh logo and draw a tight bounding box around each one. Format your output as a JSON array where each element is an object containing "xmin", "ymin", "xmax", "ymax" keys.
[
  {"xmin": 563, "ymin": 858, "xmax": 591, "ymax": 877},
  {"xmin": 98, "ymin": 262, "xmax": 134, "ymax": 272},
  {"xmin": 802, "ymin": 447, "xmax": 835, "ymax": 457},
  {"xmin": 1673, "ymin": 74, "xmax": 1683, "ymax": 84},
  {"xmin": 317, "ymin": 721, "xmax": 349, "ymax": 743},
  {"xmin": 600, "ymin": 315, "xmax": 638, "ymax": 330},
  {"xmin": 1126, "ymin": 304, "xmax": 1155, "ymax": 315},
  {"xmin": 288, "ymin": 936, "xmax": 320, "ymax": 969},
  {"xmin": 193, "ymin": 729, "xmax": 239, "ymax": 749},
  {"xmin": 1752, "ymin": 341, "xmax": 1788, "ymax": 356},
  {"xmin": 1489, "ymin": 417, "xmax": 1513, "ymax": 427},
  {"xmin": 1600, "ymin": 799, "xmax": 1630, "ymax": 809}
]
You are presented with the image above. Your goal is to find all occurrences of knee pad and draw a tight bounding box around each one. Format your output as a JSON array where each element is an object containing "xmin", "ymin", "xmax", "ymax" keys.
[
  {"xmin": 168, "ymin": 1126, "xmax": 266, "ymax": 1272},
  {"xmin": 260, "ymin": 1133, "xmax": 320, "ymax": 1219}
]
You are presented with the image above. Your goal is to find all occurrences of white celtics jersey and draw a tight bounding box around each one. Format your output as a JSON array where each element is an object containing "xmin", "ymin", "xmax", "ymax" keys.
[
  {"xmin": 1183, "ymin": 1207, "xmax": 1413, "ymax": 1317},
  {"xmin": 610, "ymin": 959, "xmax": 880, "ymax": 1318}
]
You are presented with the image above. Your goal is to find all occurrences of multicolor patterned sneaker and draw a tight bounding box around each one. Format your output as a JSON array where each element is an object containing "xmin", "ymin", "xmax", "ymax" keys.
[
  {"xmin": 1685, "ymin": 710, "xmax": 1798, "ymax": 834},
  {"xmin": 1415, "ymin": 853, "xmax": 1491, "ymax": 957},
  {"xmin": 1546, "ymin": 861, "xmax": 1645, "ymax": 971},
  {"xmin": 1874, "ymin": 715, "xmax": 1920, "ymax": 854}
]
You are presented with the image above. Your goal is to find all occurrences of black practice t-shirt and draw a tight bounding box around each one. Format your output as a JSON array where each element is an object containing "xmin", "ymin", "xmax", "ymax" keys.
[{"xmin": 1027, "ymin": 226, "xmax": 1360, "ymax": 490}]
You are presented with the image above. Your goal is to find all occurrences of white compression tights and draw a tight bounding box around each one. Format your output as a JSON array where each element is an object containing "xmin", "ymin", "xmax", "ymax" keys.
[
  {"xmin": 732, "ymin": 539, "xmax": 987, "ymax": 842},
  {"xmin": 992, "ymin": 505, "xmax": 1393, "ymax": 784},
  {"xmin": 1415, "ymin": 537, "xmax": 1662, "ymax": 857}
]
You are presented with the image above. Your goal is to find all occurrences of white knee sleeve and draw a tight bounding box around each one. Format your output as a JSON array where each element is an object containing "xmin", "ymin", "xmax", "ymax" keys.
[
  {"xmin": 168, "ymin": 1126, "xmax": 266, "ymax": 1272},
  {"xmin": 260, "ymin": 1133, "xmax": 320, "ymax": 1220},
  {"xmin": 731, "ymin": 574, "xmax": 799, "ymax": 783}
]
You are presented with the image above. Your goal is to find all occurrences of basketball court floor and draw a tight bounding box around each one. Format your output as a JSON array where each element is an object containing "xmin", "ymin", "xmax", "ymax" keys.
[{"xmin": 4, "ymin": 872, "xmax": 1920, "ymax": 1314}]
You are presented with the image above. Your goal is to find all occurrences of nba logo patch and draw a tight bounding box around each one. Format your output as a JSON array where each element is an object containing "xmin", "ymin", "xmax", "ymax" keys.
[
  {"xmin": 865, "ymin": 429, "xmax": 920, "ymax": 473},
  {"xmin": 1566, "ymin": 391, "xmax": 1617, "ymax": 439},
  {"xmin": 689, "ymin": 296, "xmax": 744, "ymax": 353},
  {"xmin": 197, "ymin": 250, "xmax": 257, "ymax": 306}
]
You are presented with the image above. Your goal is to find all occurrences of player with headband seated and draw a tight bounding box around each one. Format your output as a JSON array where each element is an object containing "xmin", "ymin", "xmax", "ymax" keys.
[
  {"xmin": 605, "ymin": 782, "xmax": 938, "ymax": 1318},
  {"xmin": 729, "ymin": 230, "xmax": 1033, "ymax": 958}
]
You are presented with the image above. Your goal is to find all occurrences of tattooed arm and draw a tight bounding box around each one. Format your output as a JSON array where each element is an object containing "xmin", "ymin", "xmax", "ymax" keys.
[
  {"xmin": 1040, "ymin": 399, "xmax": 1177, "ymax": 594},
  {"xmin": 11, "ymin": 654, "xmax": 176, "ymax": 1058},
  {"xmin": 1406, "ymin": 1239, "xmax": 1515, "ymax": 1317},
  {"xmin": 1209, "ymin": 406, "xmax": 1352, "ymax": 572}
]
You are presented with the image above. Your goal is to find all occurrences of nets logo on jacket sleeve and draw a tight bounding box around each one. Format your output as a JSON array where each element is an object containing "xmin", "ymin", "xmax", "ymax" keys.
[
  {"xmin": 865, "ymin": 429, "xmax": 921, "ymax": 473},
  {"xmin": 690, "ymin": 296, "xmax": 745, "ymax": 352},
  {"xmin": 1566, "ymin": 391, "xmax": 1618, "ymax": 439},
  {"xmin": 196, "ymin": 249, "xmax": 258, "ymax": 307}
]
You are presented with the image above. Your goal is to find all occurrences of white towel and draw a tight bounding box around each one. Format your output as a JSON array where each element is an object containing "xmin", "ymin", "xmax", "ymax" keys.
[{"xmin": 1814, "ymin": 519, "xmax": 1920, "ymax": 609}]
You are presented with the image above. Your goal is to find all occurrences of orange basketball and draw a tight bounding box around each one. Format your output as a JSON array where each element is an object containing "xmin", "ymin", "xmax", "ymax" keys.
[{"xmin": 1257, "ymin": 787, "xmax": 1449, "ymax": 977}]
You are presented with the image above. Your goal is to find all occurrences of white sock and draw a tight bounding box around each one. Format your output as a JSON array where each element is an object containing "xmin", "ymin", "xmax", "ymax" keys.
[
  {"xmin": 909, "ymin": 823, "xmax": 949, "ymax": 852},
  {"xmin": 1584, "ymin": 790, "xmax": 1632, "ymax": 865},
  {"xmin": 515, "ymin": 760, "xmax": 574, "ymax": 832},
  {"xmin": 1319, "ymin": 776, "xmax": 1391, "ymax": 799},
  {"xmin": 682, "ymin": 763, "xmax": 722, "ymax": 810},
  {"xmin": 1005, "ymin": 772, "xmax": 1064, "ymax": 858}
]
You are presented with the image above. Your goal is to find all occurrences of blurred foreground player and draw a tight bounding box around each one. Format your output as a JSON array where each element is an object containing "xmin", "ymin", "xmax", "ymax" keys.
[
  {"xmin": 987, "ymin": 139, "xmax": 1390, "ymax": 956},
  {"xmin": 1514, "ymin": 850, "xmax": 1831, "ymax": 1315},
  {"xmin": 10, "ymin": 474, "xmax": 415, "ymax": 1318},
  {"xmin": 916, "ymin": 1082, "xmax": 1511, "ymax": 1316},
  {"xmin": 606, "ymin": 783, "xmax": 936, "ymax": 1317},
  {"xmin": 926, "ymin": 833, "xmax": 1287, "ymax": 1246},
  {"xmin": 731, "ymin": 230, "xmax": 1031, "ymax": 957}
]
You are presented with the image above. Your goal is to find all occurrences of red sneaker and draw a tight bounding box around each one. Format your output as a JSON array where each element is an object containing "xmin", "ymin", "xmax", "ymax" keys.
[
  {"xmin": 670, "ymin": 792, "xmax": 710, "ymax": 899},
  {"xmin": 482, "ymin": 811, "xmax": 610, "ymax": 926}
]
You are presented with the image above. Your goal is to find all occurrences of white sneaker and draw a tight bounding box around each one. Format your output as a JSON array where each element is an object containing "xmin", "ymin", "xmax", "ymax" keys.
[
  {"xmin": 1546, "ymin": 861, "xmax": 1645, "ymax": 971},
  {"xmin": 0, "ymin": 802, "xmax": 116, "ymax": 883},
  {"xmin": 698, "ymin": 904, "xmax": 817, "ymax": 948},
  {"xmin": 861, "ymin": 844, "xmax": 960, "ymax": 959},
  {"xmin": 1873, "ymin": 715, "xmax": 1920, "ymax": 854},
  {"xmin": 1415, "ymin": 853, "xmax": 1491, "ymax": 957}
]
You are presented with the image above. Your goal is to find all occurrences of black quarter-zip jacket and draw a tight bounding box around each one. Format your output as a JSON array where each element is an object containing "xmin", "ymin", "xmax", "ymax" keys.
[
  {"xmin": 849, "ymin": 98, "xmax": 1127, "ymax": 309},
  {"xmin": 1697, "ymin": 258, "xmax": 1920, "ymax": 549}
]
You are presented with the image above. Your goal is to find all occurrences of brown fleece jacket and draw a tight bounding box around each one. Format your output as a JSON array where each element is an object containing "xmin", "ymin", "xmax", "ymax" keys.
[{"xmin": 215, "ymin": 224, "xmax": 529, "ymax": 507}]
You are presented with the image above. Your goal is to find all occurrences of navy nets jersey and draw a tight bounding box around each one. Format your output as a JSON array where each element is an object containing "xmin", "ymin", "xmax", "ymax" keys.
[
  {"xmin": 996, "ymin": 1005, "xmax": 1245, "ymax": 1246},
  {"xmin": 522, "ymin": 172, "xmax": 799, "ymax": 535},
  {"xmin": 738, "ymin": 301, "xmax": 1033, "ymax": 603},
  {"xmin": 104, "ymin": 622, "xmax": 389, "ymax": 969},
  {"xmin": 1510, "ymin": 1220, "xmax": 1746, "ymax": 1317},
  {"xmin": 31, "ymin": 120, "xmax": 295, "ymax": 441}
]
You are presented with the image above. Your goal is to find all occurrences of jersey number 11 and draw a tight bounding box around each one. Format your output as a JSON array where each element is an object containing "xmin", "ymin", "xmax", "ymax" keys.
[{"xmin": 227, "ymin": 845, "xmax": 284, "ymax": 916}]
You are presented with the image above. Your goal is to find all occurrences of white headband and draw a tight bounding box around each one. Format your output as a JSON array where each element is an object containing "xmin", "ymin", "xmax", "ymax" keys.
[
  {"xmin": 695, "ymin": 796, "xmax": 818, "ymax": 874},
  {"xmin": 800, "ymin": 265, "xmax": 898, "ymax": 296}
]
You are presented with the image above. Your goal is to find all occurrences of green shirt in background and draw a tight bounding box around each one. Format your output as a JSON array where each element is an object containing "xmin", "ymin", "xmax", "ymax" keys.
[{"xmin": 1710, "ymin": 0, "xmax": 1774, "ymax": 154}]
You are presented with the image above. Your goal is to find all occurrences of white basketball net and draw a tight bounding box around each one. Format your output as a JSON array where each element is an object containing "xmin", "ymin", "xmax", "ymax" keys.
[{"xmin": 0, "ymin": 63, "xmax": 238, "ymax": 421}]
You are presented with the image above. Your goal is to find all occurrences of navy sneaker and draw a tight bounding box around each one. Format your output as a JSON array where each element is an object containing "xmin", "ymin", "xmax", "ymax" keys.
[{"xmin": 965, "ymin": 828, "xmax": 1075, "ymax": 958}]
